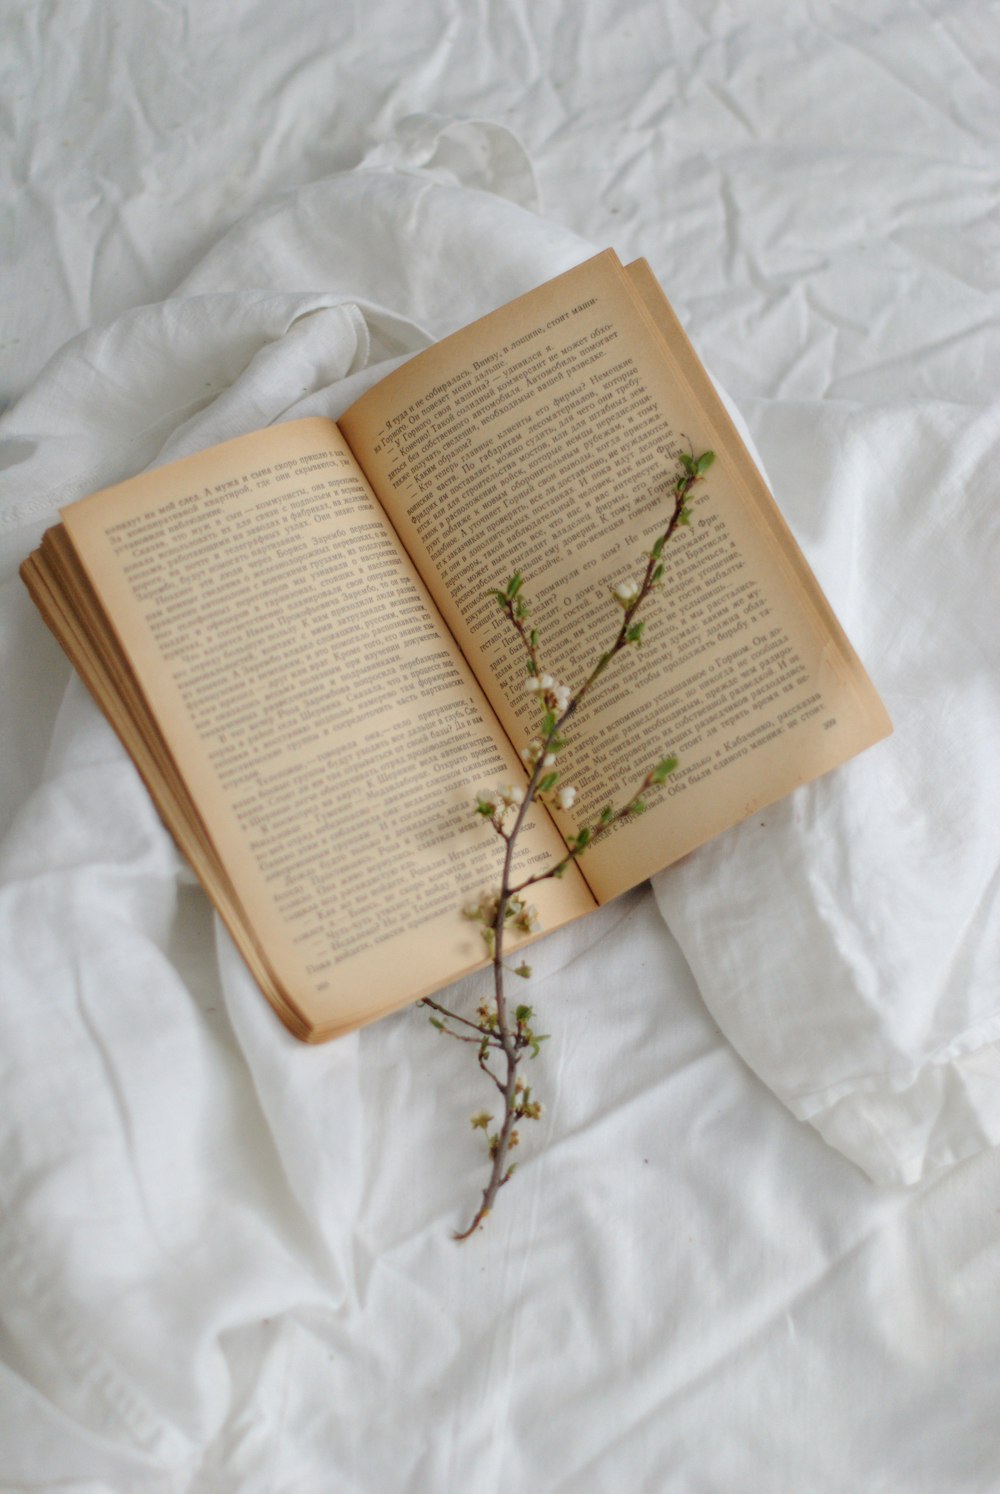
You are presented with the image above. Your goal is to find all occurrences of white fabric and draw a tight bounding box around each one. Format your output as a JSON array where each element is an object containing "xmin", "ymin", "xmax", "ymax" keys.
[
  {"xmin": 2, "ymin": 4, "xmax": 1000, "ymax": 1489},
  {"xmin": 10, "ymin": 123, "xmax": 996, "ymax": 1196},
  {"xmin": 655, "ymin": 395, "xmax": 1000, "ymax": 1184}
]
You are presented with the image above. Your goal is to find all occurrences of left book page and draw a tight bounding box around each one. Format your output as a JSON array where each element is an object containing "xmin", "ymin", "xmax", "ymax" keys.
[{"xmin": 26, "ymin": 418, "xmax": 593, "ymax": 1041}]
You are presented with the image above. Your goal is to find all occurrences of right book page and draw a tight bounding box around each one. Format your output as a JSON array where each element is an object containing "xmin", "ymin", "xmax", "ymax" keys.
[{"xmin": 341, "ymin": 251, "xmax": 891, "ymax": 904}]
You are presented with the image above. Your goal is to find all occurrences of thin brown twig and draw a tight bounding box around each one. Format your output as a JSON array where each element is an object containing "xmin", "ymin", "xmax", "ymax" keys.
[{"xmin": 452, "ymin": 456, "xmax": 710, "ymax": 1240}]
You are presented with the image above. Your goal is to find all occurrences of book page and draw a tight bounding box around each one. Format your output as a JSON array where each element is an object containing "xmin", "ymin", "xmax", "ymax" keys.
[
  {"xmin": 22, "ymin": 533, "xmax": 292, "ymax": 1022},
  {"xmin": 58, "ymin": 418, "xmax": 593, "ymax": 1040},
  {"xmin": 340, "ymin": 253, "xmax": 890, "ymax": 903}
]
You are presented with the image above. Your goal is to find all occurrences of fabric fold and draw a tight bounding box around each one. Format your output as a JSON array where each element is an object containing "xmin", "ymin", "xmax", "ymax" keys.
[
  {"xmin": 0, "ymin": 110, "xmax": 997, "ymax": 1481},
  {"xmin": 654, "ymin": 395, "xmax": 1000, "ymax": 1186}
]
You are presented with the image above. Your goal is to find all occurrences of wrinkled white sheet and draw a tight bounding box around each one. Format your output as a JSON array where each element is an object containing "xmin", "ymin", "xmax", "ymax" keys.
[
  {"xmin": 655, "ymin": 391, "xmax": 1000, "ymax": 1184},
  {"xmin": 2, "ymin": 4, "xmax": 999, "ymax": 1490}
]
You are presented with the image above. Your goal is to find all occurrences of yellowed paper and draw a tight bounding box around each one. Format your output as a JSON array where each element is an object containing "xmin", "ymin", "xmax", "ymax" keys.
[
  {"xmin": 56, "ymin": 418, "xmax": 593, "ymax": 1038},
  {"xmin": 341, "ymin": 252, "xmax": 891, "ymax": 902},
  {"xmin": 26, "ymin": 253, "xmax": 891, "ymax": 1041}
]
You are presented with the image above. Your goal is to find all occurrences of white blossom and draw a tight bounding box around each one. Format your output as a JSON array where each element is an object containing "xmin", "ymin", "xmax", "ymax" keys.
[
  {"xmin": 515, "ymin": 903, "xmax": 541, "ymax": 934},
  {"xmin": 524, "ymin": 675, "xmax": 541, "ymax": 692},
  {"xmin": 469, "ymin": 889, "xmax": 499, "ymax": 922},
  {"xmin": 554, "ymin": 785, "xmax": 578, "ymax": 810},
  {"xmin": 612, "ymin": 578, "xmax": 641, "ymax": 607}
]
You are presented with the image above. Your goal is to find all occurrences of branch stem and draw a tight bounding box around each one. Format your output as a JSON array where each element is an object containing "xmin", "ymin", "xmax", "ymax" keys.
[{"xmin": 451, "ymin": 455, "xmax": 710, "ymax": 1240}]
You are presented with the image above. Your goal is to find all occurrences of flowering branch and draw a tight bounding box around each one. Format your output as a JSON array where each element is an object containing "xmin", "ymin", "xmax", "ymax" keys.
[{"xmin": 422, "ymin": 447, "xmax": 715, "ymax": 1239}]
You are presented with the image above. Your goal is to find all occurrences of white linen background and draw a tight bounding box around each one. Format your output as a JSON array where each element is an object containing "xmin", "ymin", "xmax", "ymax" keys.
[{"xmin": 2, "ymin": 3, "xmax": 999, "ymax": 1492}]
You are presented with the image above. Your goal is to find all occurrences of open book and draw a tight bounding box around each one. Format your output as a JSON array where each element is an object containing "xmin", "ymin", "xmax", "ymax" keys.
[{"xmin": 22, "ymin": 251, "xmax": 891, "ymax": 1042}]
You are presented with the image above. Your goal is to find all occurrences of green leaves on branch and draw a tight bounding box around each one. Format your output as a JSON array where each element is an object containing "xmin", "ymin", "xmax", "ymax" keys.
[
  {"xmin": 492, "ymin": 573, "xmax": 529, "ymax": 620},
  {"xmin": 678, "ymin": 449, "xmax": 715, "ymax": 478},
  {"xmin": 651, "ymin": 755, "xmax": 679, "ymax": 784},
  {"xmin": 448, "ymin": 451, "xmax": 711, "ymax": 1240},
  {"xmin": 513, "ymin": 1004, "xmax": 548, "ymax": 1061},
  {"xmin": 675, "ymin": 449, "xmax": 715, "ymax": 524}
]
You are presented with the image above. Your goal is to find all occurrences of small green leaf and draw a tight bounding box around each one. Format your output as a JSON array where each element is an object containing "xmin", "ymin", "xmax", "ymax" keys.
[
  {"xmin": 515, "ymin": 1004, "xmax": 533, "ymax": 1023},
  {"xmin": 696, "ymin": 450, "xmax": 715, "ymax": 474},
  {"xmin": 652, "ymin": 534, "xmax": 665, "ymax": 558},
  {"xmin": 631, "ymin": 798, "xmax": 647, "ymax": 815},
  {"xmin": 506, "ymin": 572, "xmax": 523, "ymax": 598},
  {"xmin": 538, "ymin": 772, "xmax": 559, "ymax": 793},
  {"xmin": 600, "ymin": 805, "xmax": 614, "ymax": 824},
  {"xmin": 652, "ymin": 755, "xmax": 679, "ymax": 784},
  {"xmin": 529, "ymin": 628, "xmax": 539, "ymax": 647},
  {"xmin": 678, "ymin": 508, "xmax": 691, "ymax": 526},
  {"xmin": 429, "ymin": 1017, "xmax": 444, "ymax": 1032},
  {"xmin": 541, "ymin": 710, "xmax": 556, "ymax": 735},
  {"xmin": 679, "ymin": 451, "xmax": 696, "ymax": 473},
  {"xmin": 530, "ymin": 1034, "xmax": 550, "ymax": 1058},
  {"xmin": 652, "ymin": 563, "xmax": 664, "ymax": 583},
  {"xmin": 515, "ymin": 963, "xmax": 532, "ymax": 979},
  {"xmin": 575, "ymin": 827, "xmax": 591, "ymax": 849}
]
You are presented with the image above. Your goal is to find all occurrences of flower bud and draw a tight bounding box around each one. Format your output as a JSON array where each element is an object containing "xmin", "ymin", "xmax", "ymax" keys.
[{"xmin": 612, "ymin": 578, "xmax": 641, "ymax": 607}]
